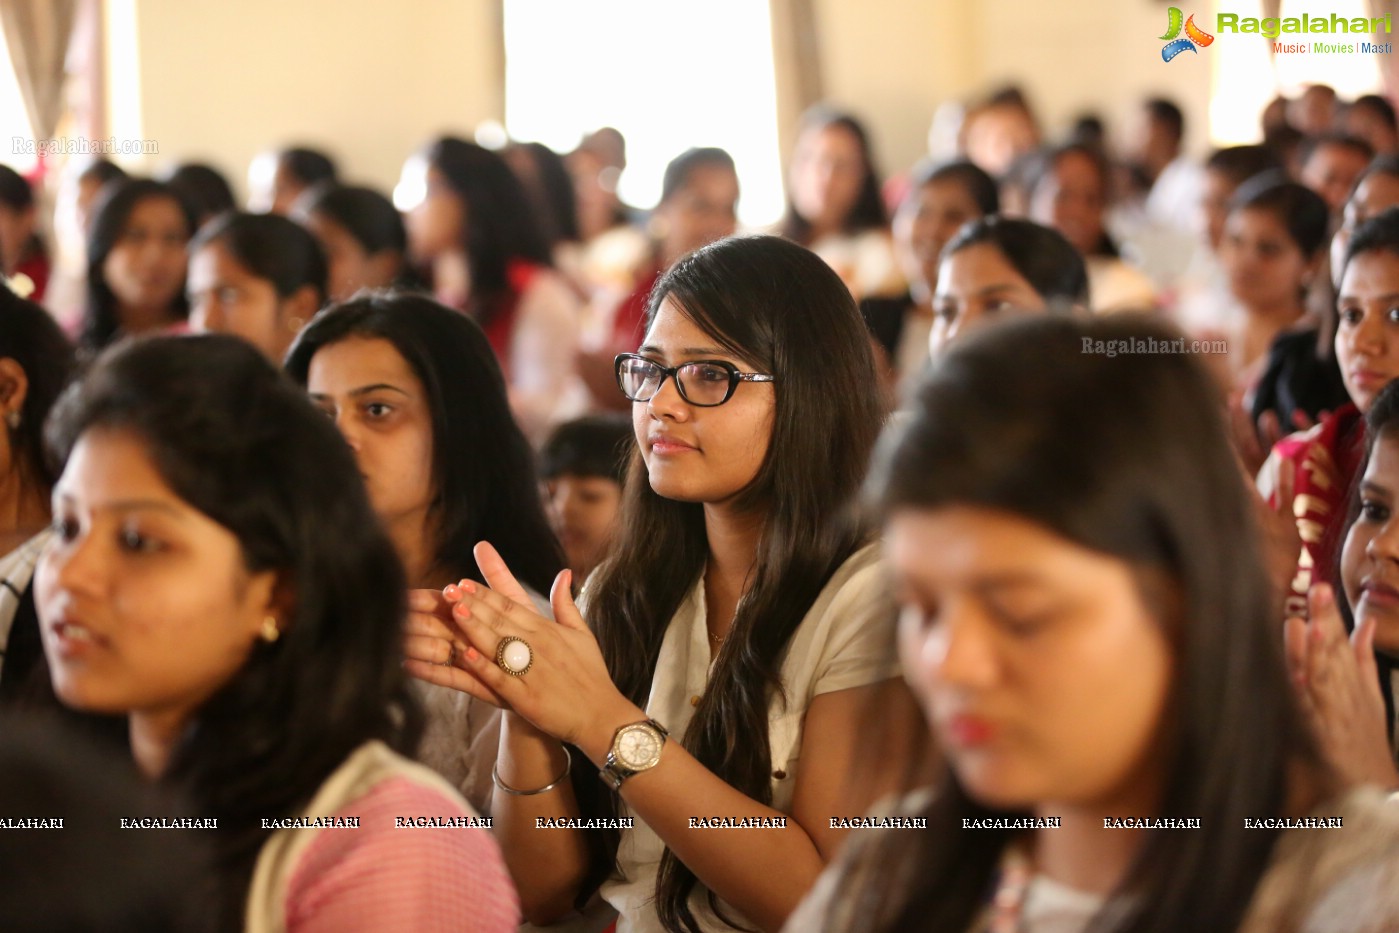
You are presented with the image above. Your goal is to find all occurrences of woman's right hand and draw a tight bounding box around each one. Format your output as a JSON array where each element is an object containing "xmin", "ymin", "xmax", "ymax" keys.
[
  {"xmin": 404, "ymin": 586, "xmax": 508, "ymax": 707},
  {"xmin": 1284, "ymin": 583, "xmax": 1399, "ymax": 790}
]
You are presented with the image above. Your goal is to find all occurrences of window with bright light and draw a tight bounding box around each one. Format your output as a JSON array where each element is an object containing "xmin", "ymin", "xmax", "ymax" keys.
[
  {"xmin": 503, "ymin": 0, "xmax": 785, "ymax": 228},
  {"xmin": 0, "ymin": 37, "xmax": 37, "ymax": 173},
  {"xmin": 1210, "ymin": 0, "xmax": 1383, "ymax": 145}
]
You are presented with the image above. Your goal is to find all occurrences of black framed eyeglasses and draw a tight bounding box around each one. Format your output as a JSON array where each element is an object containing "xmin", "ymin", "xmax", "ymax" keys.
[{"xmin": 614, "ymin": 353, "xmax": 775, "ymax": 407}]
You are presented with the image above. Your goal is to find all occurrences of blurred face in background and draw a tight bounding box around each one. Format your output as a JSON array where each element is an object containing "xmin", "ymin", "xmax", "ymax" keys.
[
  {"xmin": 930, "ymin": 243, "xmax": 1049, "ymax": 355},
  {"xmin": 302, "ymin": 211, "xmax": 400, "ymax": 302},
  {"xmin": 398, "ymin": 157, "xmax": 463, "ymax": 264},
  {"xmin": 567, "ymin": 147, "xmax": 622, "ymax": 242},
  {"xmin": 1200, "ymin": 169, "xmax": 1237, "ymax": 254},
  {"xmin": 1300, "ymin": 141, "xmax": 1371, "ymax": 215},
  {"xmin": 102, "ymin": 196, "xmax": 188, "ymax": 320},
  {"xmin": 0, "ymin": 201, "xmax": 34, "ymax": 276},
  {"xmin": 789, "ymin": 122, "xmax": 866, "ymax": 237},
  {"xmin": 1332, "ymin": 172, "xmax": 1399, "ymax": 283},
  {"xmin": 1220, "ymin": 206, "xmax": 1313, "ymax": 314},
  {"xmin": 543, "ymin": 472, "xmax": 623, "ymax": 583},
  {"xmin": 894, "ymin": 179, "xmax": 986, "ymax": 299},
  {"xmin": 655, "ymin": 164, "xmax": 739, "ymax": 266},
  {"xmin": 1030, "ymin": 151, "xmax": 1105, "ymax": 258}
]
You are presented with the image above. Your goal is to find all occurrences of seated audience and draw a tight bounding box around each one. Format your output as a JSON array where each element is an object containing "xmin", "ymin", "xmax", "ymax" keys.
[
  {"xmin": 565, "ymin": 129, "xmax": 651, "ymax": 299},
  {"xmin": 0, "ymin": 286, "xmax": 76, "ymax": 706},
  {"xmin": 581, "ymin": 147, "xmax": 739, "ymax": 410},
  {"xmin": 1286, "ymin": 378, "xmax": 1399, "ymax": 794},
  {"xmin": 789, "ymin": 313, "xmax": 1399, "ymax": 933},
  {"xmin": 503, "ymin": 141, "xmax": 582, "ymax": 271},
  {"xmin": 1261, "ymin": 208, "xmax": 1399, "ymax": 616},
  {"xmin": 247, "ymin": 146, "xmax": 338, "ymax": 215},
  {"xmin": 38, "ymin": 334, "xmax": 520, "ymax": 931},
  {"xmin": 398, "ymin": 137, "xmax": 584, "ymax": 441},
  {"xmin": 79, "ymin": 179, "xmax": 196, "ymax": 352},
  {"xmin": 864, "ymin": 159, "xmax": 997, "ymax": 398},
  {"xmin": 162, "ymin": 163, "xmax": 237, "ymax": 229},
  {"xmin": 1299, "ymin": 135, "xmax": 1374, "ymax": 219},
  {"xmin": 0, "ymin": 164, "xmax": 49, "ymax": 302},
  {"xmin": 1174, "ymin": 145, "xmax": 1280, "ymax": 333},
  {"xmin": 929, "ymin": 216, "xmax": 1087, "ymax": 356},
  {"xmin": 187, "ymin": 211, "xmax": 327, "ymax": 361},
  {"xmin": 292, "ymin": 182, "xmax": 414, "ymax": 301},
  {"xmin": 1215, "ymin": 174, "xmax": 1345, "ymax": 434},
  {"xmin": 781, "ymin": 107, "xmax": 904, "ymax": 300},
  {"xmin": 959, "ymin": 85, "xmax": 1043, "ymax": 181},
  {"xmin": 406, "ymin": 235, "xmax": 917, "ymax": 931},
  {"xmin": 1024, "ymin": 143, "xmax": 1156, "ymax": 312},
  {"xmin": 285, "ymin": 293, "xmax": 564, "ymax": 811},
  {"xmin": 1331, "ymin": 155, "xmax": 1399, "ymax": 285},
  {"xmin": 538, "ymin": 413, "xmax": 633, "ymax": 588},
  {"xmin": 1343, "ymin": 94, "xmax": 1399, "ymax": 157}
]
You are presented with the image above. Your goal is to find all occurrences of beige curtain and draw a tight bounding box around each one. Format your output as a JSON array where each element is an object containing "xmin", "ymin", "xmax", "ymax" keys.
[
  {"xmin": 0, "ymin": 0, "xmax": 78, "ymax": 141},
  {"xmin": 769, "ymin": 0, "xmax": 823, "ymax": 166}
]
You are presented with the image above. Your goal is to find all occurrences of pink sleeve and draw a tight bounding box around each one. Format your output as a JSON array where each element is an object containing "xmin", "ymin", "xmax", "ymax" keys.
[{"xmin": 283, "ymin": 777, "xmax": 520, "ymax": 933}]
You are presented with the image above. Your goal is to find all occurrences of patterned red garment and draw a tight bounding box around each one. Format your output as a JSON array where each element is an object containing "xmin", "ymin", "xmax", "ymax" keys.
[
  {"xmin": 1264, "ymin": 403, "xmax": 1365, "ymax": 618},
  {"xmin": 282, "ymin": 776, "xmax": 520, "ymax": 932}
]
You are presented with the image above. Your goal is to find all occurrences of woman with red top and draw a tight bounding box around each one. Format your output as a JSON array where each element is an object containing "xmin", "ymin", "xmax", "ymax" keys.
[
  {"xmin": 1260, "ymin": 207, "xmax": 1399, "ymax": 616},
  {"xmin": 0, "ymin": 165, "xmax": 49, "ymax": 304},
  {"xmin": 581, "ymin": 148, "xmax": 739, "ymax": 411},
  {"xmin": 397, "ymin": 137, "xmax": 583, "ymax": 441}
]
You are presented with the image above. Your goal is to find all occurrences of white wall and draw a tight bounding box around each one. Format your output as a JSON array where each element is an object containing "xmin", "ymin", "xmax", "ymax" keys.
[
  {"xmin": 107, "ymin": 0, "xmax": 501, "ymax": 199},
  {"xmin": 815, "ymin": 0, "xmax": 1214, "ymax": 178}
]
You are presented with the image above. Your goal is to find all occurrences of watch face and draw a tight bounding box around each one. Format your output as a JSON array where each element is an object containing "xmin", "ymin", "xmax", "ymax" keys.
[{"xmin": 616, "ymin": 723, "xmax": 664, "ymax": 770}]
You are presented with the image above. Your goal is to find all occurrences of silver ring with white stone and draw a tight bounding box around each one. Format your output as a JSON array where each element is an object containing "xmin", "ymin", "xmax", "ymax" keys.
[{"xmin": 496, "ymin": 636, "xmax": 533, "ymax": 676}]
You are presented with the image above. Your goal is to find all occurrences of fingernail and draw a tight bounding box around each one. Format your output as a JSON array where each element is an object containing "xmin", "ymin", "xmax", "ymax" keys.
[
  {"xmin": 463, "ymin": 580, "xmax": 477, "ymax": 594},
  {"xmin": 453, "ymin": 603, "xmax": 470, "ymax": 619},
  {"xmin": 1316, "ymin": 585, "xmax": 1332, "ymax": 607},
  {"xmin": 443, "ymin": 584, "xmax": 460, "ymax": 600},
  {"xmin": 465, "ymin": 646, "xmax": 479, "ymax": 661}
]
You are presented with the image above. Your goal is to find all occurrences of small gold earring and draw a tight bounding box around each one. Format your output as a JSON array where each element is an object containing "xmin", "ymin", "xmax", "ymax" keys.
[{"xmin": 260, "ymin": 616, "xmax": 281, "ymax": 643}]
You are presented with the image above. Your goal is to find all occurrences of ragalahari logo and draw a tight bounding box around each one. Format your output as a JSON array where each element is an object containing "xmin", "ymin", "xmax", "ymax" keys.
[{"xmin": 1160, "ymin": 7, "xmax": 1215, "ymax": 61}]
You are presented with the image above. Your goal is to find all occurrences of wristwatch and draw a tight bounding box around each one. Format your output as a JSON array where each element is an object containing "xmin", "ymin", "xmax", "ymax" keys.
[{"xmin": 598, "ymin": 719, "xmax": 669, "ymax": 789}]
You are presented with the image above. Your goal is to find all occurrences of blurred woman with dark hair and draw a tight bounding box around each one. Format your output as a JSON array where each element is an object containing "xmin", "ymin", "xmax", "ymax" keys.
[
  {"xmin": 780, "ymin": 107, "xmax": 903, "ymax": 300},
  {"xmin": 187, "ymin": 211, "xmax": 327, "ymax": 361},
  {"xmin": 79, "ymin": 178, "xmax": 196, "ymax": 352},
  {"xmin": 39, "ymin": 334, "xmax": 519, "ymax": 932},
  {"xmin": 397, "ymin": 137, "xmax": 584, "ymax": 440},
  {"xmin": 0, "ymin": 284, "xmax": 78, "ymax": 708},
  {"xmin": 292, "ymin": 182, "xmax": 416, "ymax": 301},
  {"xmin": 790, "ymin": 313, "xmax": 1399, "ymax": 933},
  {"xmin": 1024, "ymin": 143, "xmax": 1156, "ymax": 313}
]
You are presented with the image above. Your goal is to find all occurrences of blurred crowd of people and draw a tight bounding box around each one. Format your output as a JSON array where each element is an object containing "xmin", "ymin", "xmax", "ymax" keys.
[{"xmin": 3, "ymin": 80, "xmax": 1399, "ymax": 933}]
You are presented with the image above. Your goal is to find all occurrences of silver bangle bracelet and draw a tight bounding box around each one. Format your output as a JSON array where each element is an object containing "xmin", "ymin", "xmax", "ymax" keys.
[{"xmin": 492, "ymin": 746, "xmax": 572, "ymax": 796}]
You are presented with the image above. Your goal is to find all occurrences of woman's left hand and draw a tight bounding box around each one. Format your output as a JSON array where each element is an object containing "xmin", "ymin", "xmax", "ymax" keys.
[{"xmin": 444, "ymin": 542, "xmax": 643, "ymax": 758}]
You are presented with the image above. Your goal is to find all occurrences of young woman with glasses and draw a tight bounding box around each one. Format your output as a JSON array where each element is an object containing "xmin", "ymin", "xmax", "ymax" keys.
[{"xmin": 405, "ymin": 234, "xmax": 918, "ymax": 932}]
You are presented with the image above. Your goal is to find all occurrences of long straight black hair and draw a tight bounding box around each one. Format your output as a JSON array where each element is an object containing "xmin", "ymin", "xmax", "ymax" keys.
[
  {"xmin": 780, "ymin": 107, "xmax": 889, "ymax": 244},
  {"xmin": 45, "ymin": 335, "xmax": 419, "ymax": 932},
  {"xmin": 828, "ymin": 314, "xmax": 1327, "ymax": 933},
  {"xmin": 81, "ymin": 179, "xmax": 196, "ymax": 351},
  {"xmin": 284, "ymin": 292, "xmax": 564, "ymax": 595},
  {"xmin": 574, "ymin": 234, "xmax": 885, "ymax": 931},
  {"xmin": 421, "ymin": 137, "xmax": 554, "ymax": 326}
]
